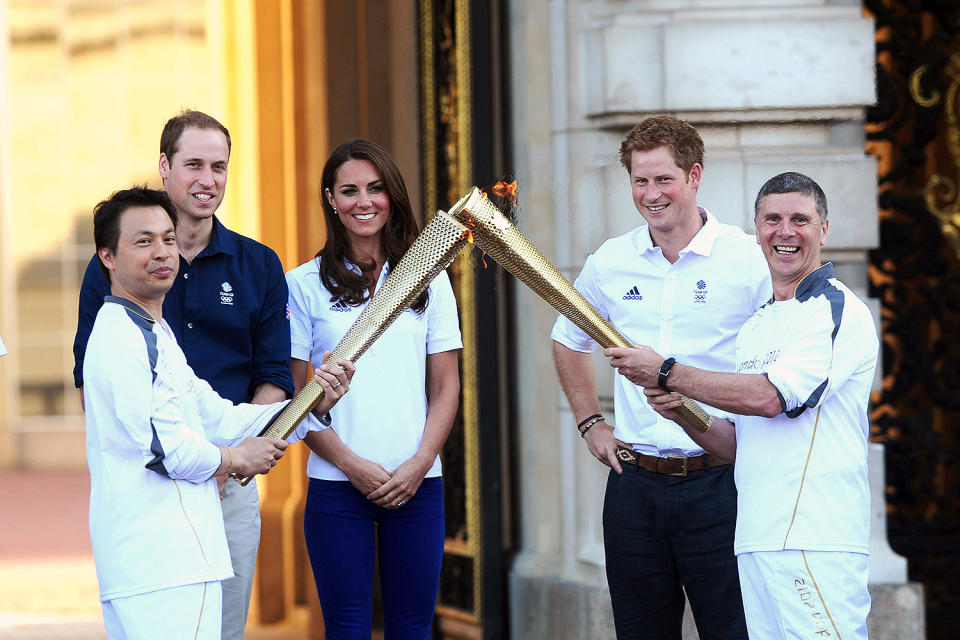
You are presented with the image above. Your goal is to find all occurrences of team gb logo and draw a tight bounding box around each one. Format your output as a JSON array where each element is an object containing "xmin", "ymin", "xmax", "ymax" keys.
[{"xmin": 220, "ymin": 282, "xmax": 235, "ymax": 306}]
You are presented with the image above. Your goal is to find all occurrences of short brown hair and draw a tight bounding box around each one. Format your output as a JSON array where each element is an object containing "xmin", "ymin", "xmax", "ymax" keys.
[
  {"xmin": 618, "ymin": 115, "xmax": 704, "ymax": 174},
  {"xmin": 159, "ymin": 109, "xmax": 231, "ymax": 162}
]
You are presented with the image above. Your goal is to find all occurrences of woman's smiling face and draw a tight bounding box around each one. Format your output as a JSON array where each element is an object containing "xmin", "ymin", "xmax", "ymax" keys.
[{"xmin": 326, "ymin": 158, "xmax": 392, "ymax": 245}]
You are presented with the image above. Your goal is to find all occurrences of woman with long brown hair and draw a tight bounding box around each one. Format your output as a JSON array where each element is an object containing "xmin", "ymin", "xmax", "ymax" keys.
[{"xmin": 286, "ymin": 139, "xmax": 461, "ymax": 638}]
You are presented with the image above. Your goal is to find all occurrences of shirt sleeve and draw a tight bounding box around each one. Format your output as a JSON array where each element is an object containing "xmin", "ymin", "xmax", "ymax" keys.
[
  {"xmin": 550, "ymin": 253, "xmax": 602, "ymax": 352},
  {"xmin": 763, "ymin": 297, "xmax": 839, "ymax": 418},
  {"xmin": 187, "ymin": 369, "xmax": 290, "ymax": 447},
  {"xmin": 72, "ymin": 255, "xmax": 111, "ymax": 388},
  {"xmin": 287, "ymin": 266, "xmax": 315, "ymax": 362},
  {"xmin": 91, "ymin": 319, "xmax": 221, "ymax": 483},
  {"xmin": 425, "ymin": 270, "xmax": 463, "ymax": 354},
  {"xmin": 149, "ymin": 367, "xmax": 230, "ymax": 481},
  {"xmin": 286, "ymin": 411, "xmax": 328, "ymax": 443},
  {"xmin": 249, "ymin": 250, "xmax": 295, "ymax": 397}
]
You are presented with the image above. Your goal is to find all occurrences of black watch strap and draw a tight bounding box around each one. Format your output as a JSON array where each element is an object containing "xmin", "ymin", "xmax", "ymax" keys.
[{"xmin": 658, "ymin": 357, "xmax": 677, "ymax": 392}]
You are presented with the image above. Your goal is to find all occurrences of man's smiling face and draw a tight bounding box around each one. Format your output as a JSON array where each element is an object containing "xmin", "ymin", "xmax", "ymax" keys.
[
  {"xmin": 629, "ymin": 146, "xmax": 702, "ymax": 236},
  {"xmin": 158, "ymin": 126, "xmax": 229, "ymax": 223},
  {"xmin": 755, "ymin": 191, "xmax": 828, "ymax": 298}
]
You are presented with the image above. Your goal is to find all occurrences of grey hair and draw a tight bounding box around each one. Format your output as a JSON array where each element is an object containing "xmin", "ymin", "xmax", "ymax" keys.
[{"xmin": 754, "ymin": 172, "xmax": 828, "ymax": 221}]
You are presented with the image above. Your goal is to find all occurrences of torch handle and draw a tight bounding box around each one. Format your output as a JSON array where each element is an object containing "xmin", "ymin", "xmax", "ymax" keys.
[
  {"xmin": 233, "ymin": 379, "xmax": 327, "ymax": 486},
  {"xmin": 589, "ymin": 332, "xmax": 713, "ymax": 431}
]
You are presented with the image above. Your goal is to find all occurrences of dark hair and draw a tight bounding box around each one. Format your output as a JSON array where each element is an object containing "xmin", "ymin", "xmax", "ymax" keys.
[
  {"xmin": 159, "ymin": 109, "xmax": 231, "ymax": 162},
  {"xmin": 618, "ymin": 115, "xmax": 705, "ymax": 174},
  {"xmin": 754, "ymin": 172, "xmax": 828, "ymax": 221},
  {"xmin": 317, "ymin": 139, "xmax": 428, "ymax": 313},
  {"xmin": 93, "ymin": 187, "xmax": 177, "ymax": 282}
]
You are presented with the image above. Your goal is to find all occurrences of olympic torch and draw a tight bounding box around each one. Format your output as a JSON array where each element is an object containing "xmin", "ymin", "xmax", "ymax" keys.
[
  {"xmin": 236, "ymin": 210, "xmax": 471, "ymax": 485},
  {"xmin": 448, "ymin": 187, "xmax": 712, "ymax": 432}
]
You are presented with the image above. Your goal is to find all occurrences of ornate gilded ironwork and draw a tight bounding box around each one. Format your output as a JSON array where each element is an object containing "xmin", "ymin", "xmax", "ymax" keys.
[
  {"xmin": 924, "ymin": 54, "xmax": 960, "ymax": 255},
  {"xmin": 449, "ymin": 188, "xmax": 712, "ymax": 431},
  {"xmin": 866, "ymin": 2, "xmax": 960, "ymax": 636},
  {"xmin": 236, "ymin": 211, "xmax": 470, "ymax": 485},
  {"xmin": 420, "ymin": 0, "xmax": 485, "ymax": 626}
]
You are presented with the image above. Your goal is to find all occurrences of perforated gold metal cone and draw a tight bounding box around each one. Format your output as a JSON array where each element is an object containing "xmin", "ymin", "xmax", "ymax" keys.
[
  {"xmin": 236, "ymin": 211, "xmax": 470, "ymax": 485},
  {"xmin": 449, "ymin": 187, "xmax": 712, "ymax": 432}
]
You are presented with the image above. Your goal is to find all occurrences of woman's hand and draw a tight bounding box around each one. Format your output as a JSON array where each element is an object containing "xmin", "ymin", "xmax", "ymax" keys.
[
  {"xmin": 367, "ymin": 455, "xmax": 432, "ymax": 509},
  {"xmin": 312, "ymin": 354, "xmax": 355, "ymax": 414},
  {"xmin": 342, "ymin": 456, "xmax": 392, "ymax": 497}
]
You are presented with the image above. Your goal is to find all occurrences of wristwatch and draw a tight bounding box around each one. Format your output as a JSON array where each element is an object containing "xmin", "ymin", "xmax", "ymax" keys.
[{"xmin": 658, "ymin": 357, "xmax": 677, "ymax": 392}]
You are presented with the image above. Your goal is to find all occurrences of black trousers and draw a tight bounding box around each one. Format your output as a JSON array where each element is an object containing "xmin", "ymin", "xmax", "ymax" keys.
[{"xmin": 602, "ymin": 462, "xmax": 747, "ymax": 640}]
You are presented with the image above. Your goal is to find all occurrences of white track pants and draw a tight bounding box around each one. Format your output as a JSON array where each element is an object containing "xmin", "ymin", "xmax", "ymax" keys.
[
  {"xmin": 737, "ymin": 549, "xmax": 870, "ymax": 640},
  {"xmin": 102, "ymin": 580, "xmax": 222, "ymax": 640}
]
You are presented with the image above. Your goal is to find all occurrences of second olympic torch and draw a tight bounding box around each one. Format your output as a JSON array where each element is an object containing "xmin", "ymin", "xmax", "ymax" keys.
[
  {"xmin": 448, "ymin": 187, "xmax": 712, "ymax": 432},
  {"xmin": 236, "ymin": 210, "xmax": 471, "ymax": 485}
]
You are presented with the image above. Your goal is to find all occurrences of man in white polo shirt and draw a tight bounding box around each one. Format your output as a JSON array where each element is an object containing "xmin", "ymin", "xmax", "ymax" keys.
[
  {"xmin": 551, "ymin": 115, "xmax": 770, "ymax": 638},
  {"xmin": 629, "ymin": 172, "xmax": 879, "ymax": 639}
]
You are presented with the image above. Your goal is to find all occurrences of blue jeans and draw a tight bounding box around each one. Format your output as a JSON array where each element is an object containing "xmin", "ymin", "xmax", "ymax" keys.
[
  {"xmin": 602, "ymin": 463, "xmax": 747, "ymax": 640},
  {"xmin": 304, "ymin": 477, "xmax": 444, "ymax": 640}
]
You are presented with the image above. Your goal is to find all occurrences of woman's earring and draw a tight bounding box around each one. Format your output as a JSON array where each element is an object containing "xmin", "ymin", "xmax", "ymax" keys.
[{"xmin": 332, "ymin": 205, "xmax": 339, "ymax": 215}]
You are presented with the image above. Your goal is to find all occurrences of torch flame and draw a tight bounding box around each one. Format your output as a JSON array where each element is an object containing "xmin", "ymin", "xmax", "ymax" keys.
[
  {"xmin": 461, "ymin": 216, "xmax": 489, "ymax": 268},
  {"xmin": 491, "ymin": 180, "xmax": 518, "ymax": 204}
]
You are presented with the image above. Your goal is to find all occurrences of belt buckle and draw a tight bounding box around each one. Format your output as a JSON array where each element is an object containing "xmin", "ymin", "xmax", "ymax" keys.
[{"xmin": 666, "ymin": 456, "xmax": 688, "ymax": 477}]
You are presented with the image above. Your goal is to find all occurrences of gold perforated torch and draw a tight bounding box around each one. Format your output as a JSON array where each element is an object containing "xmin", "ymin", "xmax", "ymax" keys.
[
  {"xmin": 236, "ymin": 210, "xmax": 471, "ymax": 485},
  {"xmin": 448, "ymin": 186, "xmax": 712, "ymax": 432}
]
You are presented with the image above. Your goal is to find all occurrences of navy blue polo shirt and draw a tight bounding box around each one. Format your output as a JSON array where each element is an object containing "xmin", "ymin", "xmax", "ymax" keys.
[{"xmin": 73, "ymin": 217, "xmax": 294, "ymax": 405}]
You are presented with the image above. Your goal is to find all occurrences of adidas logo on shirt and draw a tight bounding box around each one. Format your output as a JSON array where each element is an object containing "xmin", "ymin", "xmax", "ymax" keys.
[
  {"xmin": 622, "ymin": 286, "xmax": 643, "ymax": 301},
  {"xmin": 329, "ymin": 300, "xmax": 352, "ymax": 312}
]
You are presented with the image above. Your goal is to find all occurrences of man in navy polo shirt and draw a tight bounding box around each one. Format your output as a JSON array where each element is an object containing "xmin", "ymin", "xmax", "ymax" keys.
[{"xmin": 73, "ymin": 110, "xmax": 294, "ymax": 640}]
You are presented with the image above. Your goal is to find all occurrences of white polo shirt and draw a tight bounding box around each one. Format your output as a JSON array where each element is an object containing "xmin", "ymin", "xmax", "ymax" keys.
[
  {"xmin": 733, "ymin": 264, "xmax": 878, "ymax": 555},
  {"xmin": 551, "ymin": 209, "xmax": 771, "ymax": 456},
  {"xmin": 287, "ymin": 257, "xmax": 463, "ymax": 481}
]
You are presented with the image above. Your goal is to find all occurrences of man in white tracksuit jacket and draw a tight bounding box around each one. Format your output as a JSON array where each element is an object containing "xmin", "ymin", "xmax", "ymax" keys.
[{"xmin": 83, "ymin": 186, "xmax": 353, "ymax": 639}]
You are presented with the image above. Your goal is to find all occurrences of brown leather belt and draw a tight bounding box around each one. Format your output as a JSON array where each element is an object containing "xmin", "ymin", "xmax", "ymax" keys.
[{"xmin": 615, "ymin": 445, "xmax": 732, "ymax": 477}]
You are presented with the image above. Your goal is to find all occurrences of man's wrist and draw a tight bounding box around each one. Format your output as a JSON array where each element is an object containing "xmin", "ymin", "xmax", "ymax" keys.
[
  {"xmin": 310, "ymin": 407, "xmax": 332, "ymax": 426},
  {"xmin": 658, "ymin": 357, "xmax": 677, "ymax": 392},
  {"xmin": 578, "ymin": 415, "xmax": 605, "ymax": 438}
]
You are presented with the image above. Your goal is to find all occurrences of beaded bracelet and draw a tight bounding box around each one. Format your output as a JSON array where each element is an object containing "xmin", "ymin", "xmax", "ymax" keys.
[
  {"xmin": 576, "ymin": 413, "xmax": 603, "ymax": 430},
  {"xmin": 579, "ymin": 416, "xmax": 605, "ymax": 438}
]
